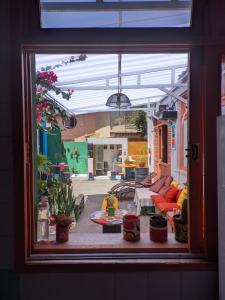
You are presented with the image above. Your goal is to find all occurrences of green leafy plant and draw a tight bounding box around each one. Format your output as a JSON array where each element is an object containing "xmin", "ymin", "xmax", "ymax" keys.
[
  {"xmin": 124, "ymin": 157, "xmax": 135, "ymax": 164},
  {"xmin": 37, "ymin": 154, "xmax": 52, "ymax": 182},
  {"xmin": 50, "ymin": 177, "xmax": 76, "ymax": 216},
  {"xmin": 105, "ymin": 191, "xmax": 117, "ymax": 208},
  {"xmin": 132, "ymin": 111, "xmax": 147, "ymax": 136}
]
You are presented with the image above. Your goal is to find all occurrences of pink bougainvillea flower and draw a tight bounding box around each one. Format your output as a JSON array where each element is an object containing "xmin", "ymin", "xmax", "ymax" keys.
[
  {"xmin": 37, "ymin": 70, "xmax": 58, "ymax": 85},
  {"xmin": 36, "ymin": 85, "xmax": 44, "ymax": 94}
]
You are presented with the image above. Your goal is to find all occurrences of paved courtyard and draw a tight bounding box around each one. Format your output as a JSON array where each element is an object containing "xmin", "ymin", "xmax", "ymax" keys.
[
  {"xmin": 72, "ymin": 178, "xmax": 119, "ymax": 197},
  {"xmin": 47, "ymin": 178, "xmax": 173, "ymax": 240},
  {"xmin": 70, "ymin": 179, "xmax": 150, "ymax": 234}
]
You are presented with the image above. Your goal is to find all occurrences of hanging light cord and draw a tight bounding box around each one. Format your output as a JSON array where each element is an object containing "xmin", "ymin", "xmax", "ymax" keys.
[{"xmin": 118, "ymin": 53, "xmax": 122, "ymax": 94}]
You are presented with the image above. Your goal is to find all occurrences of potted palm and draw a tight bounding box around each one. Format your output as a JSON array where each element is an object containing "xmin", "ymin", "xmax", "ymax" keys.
[
  {"xmin": 51, "ymin": 177, "xmax": 76, "ymax": 243},
  {"xmin": 138, "ymin": 155, "xmax": 146, "ymax": 167},
  {"xmin": 105, "ymin": 191, "xmax": 118, "ymax": 216}
]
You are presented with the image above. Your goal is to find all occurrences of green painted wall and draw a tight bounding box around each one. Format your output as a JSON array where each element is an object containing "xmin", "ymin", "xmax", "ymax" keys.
[
  {"xmin": 64, "ymin": 142, "xmax": 88, "ymax": 174},
  {"xmin": 47, "ymin": 127, "xmax": 68, "ymax": 167}
]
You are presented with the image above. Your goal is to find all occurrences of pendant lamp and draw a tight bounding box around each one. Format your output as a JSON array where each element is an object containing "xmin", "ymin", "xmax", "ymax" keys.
[{"xmin": 106, "ymin": 54, "xmax": 131, "ymax": 109}]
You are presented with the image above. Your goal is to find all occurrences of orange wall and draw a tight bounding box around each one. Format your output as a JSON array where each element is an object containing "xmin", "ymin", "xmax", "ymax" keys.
[{"xmin": 128, "ymin": 141, "xmax": 148, "ymax": 163}]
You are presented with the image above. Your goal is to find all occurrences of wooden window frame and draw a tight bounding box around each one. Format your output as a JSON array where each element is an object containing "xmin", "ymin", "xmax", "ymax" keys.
[
  {"xmin": 11, "ymin": 0, "xmax": 220, "ymax": 271},
  {"xmin": 179, "ymin": 102, "xmax": 188, "ymax": 172}
]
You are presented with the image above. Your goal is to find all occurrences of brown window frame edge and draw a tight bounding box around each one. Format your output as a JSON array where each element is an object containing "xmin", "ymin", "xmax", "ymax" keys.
[{"xmin": 15, "ymin": 44, "xmax": 209, "ymax": 271}]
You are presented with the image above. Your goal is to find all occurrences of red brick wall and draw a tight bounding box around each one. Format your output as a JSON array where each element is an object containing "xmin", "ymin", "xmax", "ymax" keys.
[{"xmin": 61, "ymin": 113, "xmax": 96, "ymax": 141}]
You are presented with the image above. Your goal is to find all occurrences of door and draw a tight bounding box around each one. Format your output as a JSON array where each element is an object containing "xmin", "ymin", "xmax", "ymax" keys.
[{"xmin": 95, "ymin": 145, "xmax": 104, "ymax": 175}]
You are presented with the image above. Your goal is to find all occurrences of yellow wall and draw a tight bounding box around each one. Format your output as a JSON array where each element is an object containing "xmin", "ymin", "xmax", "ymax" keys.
[{"xmin": 128, "ymin": 141, "xmax": 148, "ymax": 164}]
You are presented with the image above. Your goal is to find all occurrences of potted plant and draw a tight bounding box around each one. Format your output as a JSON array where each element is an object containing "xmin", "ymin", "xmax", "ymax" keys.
[
  {"xmin": 111, "ymin": 170, "xmax": 117, "ymax": 180},
  {"xmin": 150, "ymin": 214, "xmax": 167, "ymax": 242},
  {"xmin": 138, "ymin": 155, "xmax": 146, "ymax": 167},
  {"xmin": 173, "ymin": 198, "xmax": 188, "ymax": 243},
  {"xmin": 105, "ymin": 191, "xmax": 118, "ymax": 216},
  {"xmin": 50, "ymin": 177, "xmax": 76, "ymax": 243}
]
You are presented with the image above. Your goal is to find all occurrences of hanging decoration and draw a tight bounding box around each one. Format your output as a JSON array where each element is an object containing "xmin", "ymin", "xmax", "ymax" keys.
[
  {"xmin": 171, "ymin": 123, "xmax": 176, "ymax": 150},
  {"xmin": 106, "ymin": 54, "xmax": 131, "ymax": 109},
  {"xmin": 36, "ymin": 55, "xmax": 87, "ymax": 132}
]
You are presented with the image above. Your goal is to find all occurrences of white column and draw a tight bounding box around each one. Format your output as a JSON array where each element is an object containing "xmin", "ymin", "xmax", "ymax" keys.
[{"xmin": 147, "ymin": 99, "xmax": 153, "ymax": 173}]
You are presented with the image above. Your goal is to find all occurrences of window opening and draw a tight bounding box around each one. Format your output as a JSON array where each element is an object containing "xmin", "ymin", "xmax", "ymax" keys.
[
  {"xmin": 34, "ymin": 53, "xmax": 190, "ymax": 251},
  {"xmin": 39, "ymin": 0, "xmax": 193, "ymax": 28}
]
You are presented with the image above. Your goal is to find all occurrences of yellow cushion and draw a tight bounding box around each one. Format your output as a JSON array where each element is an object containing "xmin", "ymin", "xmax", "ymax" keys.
[
  {"xmin": 101, "ymin": 197, "xmax": 119, "ymax": 210},
  {"xmin": 171, "ymin": 180, "xmax": 180, "ymax": 188},
  {"xmin": 177, "ymin": 188, "xmax": 188, "ymax": 208}
]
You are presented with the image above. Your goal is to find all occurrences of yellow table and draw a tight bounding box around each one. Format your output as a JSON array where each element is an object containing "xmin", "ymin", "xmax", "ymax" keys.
[{"xmin": 116, "ymin": 163, "xmax": 137, "ymax": 168}]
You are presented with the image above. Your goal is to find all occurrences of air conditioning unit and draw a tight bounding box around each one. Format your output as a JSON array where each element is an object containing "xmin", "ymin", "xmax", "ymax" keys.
[{"xmin": 160, "ymin": 110, "xmax": 178, "ymax": 119}]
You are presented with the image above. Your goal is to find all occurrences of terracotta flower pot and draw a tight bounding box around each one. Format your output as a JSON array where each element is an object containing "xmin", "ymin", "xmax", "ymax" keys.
[
  {"xmin": 55, "ymin": 214, "xmax": 72, "ymax": 243},
  {"xmin": 139, "ymin": 162, "xmax": 145, "ymax": 167},
  {"xmin": 56, "ymin": 223, "xmax": 70, "ymax": 243}
]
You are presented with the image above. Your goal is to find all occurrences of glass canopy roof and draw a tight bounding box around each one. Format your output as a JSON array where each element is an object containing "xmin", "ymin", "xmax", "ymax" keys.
[
  {"xmin": 35, "ymin": 53, "xmax": 188, "ymax": 114},
  {"xmin": 39, "ymin": 0, "xmax": 192, "ymax": 28}
]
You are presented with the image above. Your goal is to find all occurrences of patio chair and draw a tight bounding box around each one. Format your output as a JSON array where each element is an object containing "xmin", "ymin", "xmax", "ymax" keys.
[{"xmin": 110, "ymin": 171, "xmax": 157, "ymax": 200}]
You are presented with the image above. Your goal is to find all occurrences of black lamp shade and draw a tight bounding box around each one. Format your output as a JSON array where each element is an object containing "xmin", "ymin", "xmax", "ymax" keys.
[{"xmin": 106, "ymin": 92, "xmax": 131, "ymax": 109}]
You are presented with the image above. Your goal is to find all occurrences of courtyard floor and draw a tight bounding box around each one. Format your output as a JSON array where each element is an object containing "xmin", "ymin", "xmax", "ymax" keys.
[{"xmin": 42, "ymin": 178, "xmax": 185, "ymax": 251}]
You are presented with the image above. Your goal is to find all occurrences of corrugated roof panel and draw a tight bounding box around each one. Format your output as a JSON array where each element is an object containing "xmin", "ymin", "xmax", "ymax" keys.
[
  {"xmin": 35, "ymin": 53, "xmax": 188, "ymax": 114},
  {"xmin": 39, "ymin": 0, "xmax": 192, "ymax": 28}
]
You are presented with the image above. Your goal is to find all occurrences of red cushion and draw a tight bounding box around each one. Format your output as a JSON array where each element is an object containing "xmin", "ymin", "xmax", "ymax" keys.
[
  {"xmin": 156, "ymin": 202, "xmax": 179, "ymax": 213},
  {"xmin": 152, "ymin": 195, "xmax": 166, "ymax": 204},
  {"xmin": 165, "ymin": 186, "xmax": 179, "ymax": 203},
  {"xmin": 149, "ymin": 176, "xmax": 166, "ymax": 193}
]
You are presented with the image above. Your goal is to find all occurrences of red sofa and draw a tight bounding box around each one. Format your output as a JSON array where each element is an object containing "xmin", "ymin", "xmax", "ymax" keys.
[{"xmin": 151, "ymin": 186, "xmax": 182, "ymax": 214}]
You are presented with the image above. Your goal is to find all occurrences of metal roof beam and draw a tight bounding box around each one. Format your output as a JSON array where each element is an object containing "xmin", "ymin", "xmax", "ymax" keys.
[
  {"xmin": 41, "ymin": 1, "xmax": 192, "ymax": 12},
  {"xmin": 59, "ymin": 83, "xmax": 187, "ymax": 91},
  {"xmin": 159, "ymin": 87, "xmax": 187, "ymax": 103},
  {"xmin": 71, "ymin": 108, "xmax": 149, "ymax": 114},
  {"xmin": 69, "ymin": 95, "xmax": 162, "ymax": 112},
  {"xmin": 55, "ymin": 64, "xmax": 187, "ymax": 86}
]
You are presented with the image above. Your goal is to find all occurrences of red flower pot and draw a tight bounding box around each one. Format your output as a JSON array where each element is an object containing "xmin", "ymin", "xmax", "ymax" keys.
[
  {"xmin": 150, "ymin": 215, "xmax": 167, "ymax": 243},
  {"xmin": 55, "ymin": 214, "xmax": 72, "ymax": 243},
  {"xmin": 123, "ymin": 214, "xmax": 140, "ymax": 242},
  {"xmin": 56, "ymin": 223, "xmax": 70, "ymax": 243}
]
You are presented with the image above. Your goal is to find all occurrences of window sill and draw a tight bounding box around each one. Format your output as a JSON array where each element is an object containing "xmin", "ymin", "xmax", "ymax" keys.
[
  {"xmin": 34, "ymin": 233, "xmax": 188, "ymax": 253},
  {"xmin": 23, "ymin": 255, "xmax": 217, "ymax": 272},
  {"xmin": 18, "ymin": 233, "xmax": 217, "ymax": 272}
]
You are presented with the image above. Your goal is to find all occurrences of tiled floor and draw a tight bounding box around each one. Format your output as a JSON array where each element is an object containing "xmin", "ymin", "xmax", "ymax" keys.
[{"xmin": 72, "ymin": 178, "xmax": 119, "ymax": 196}]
